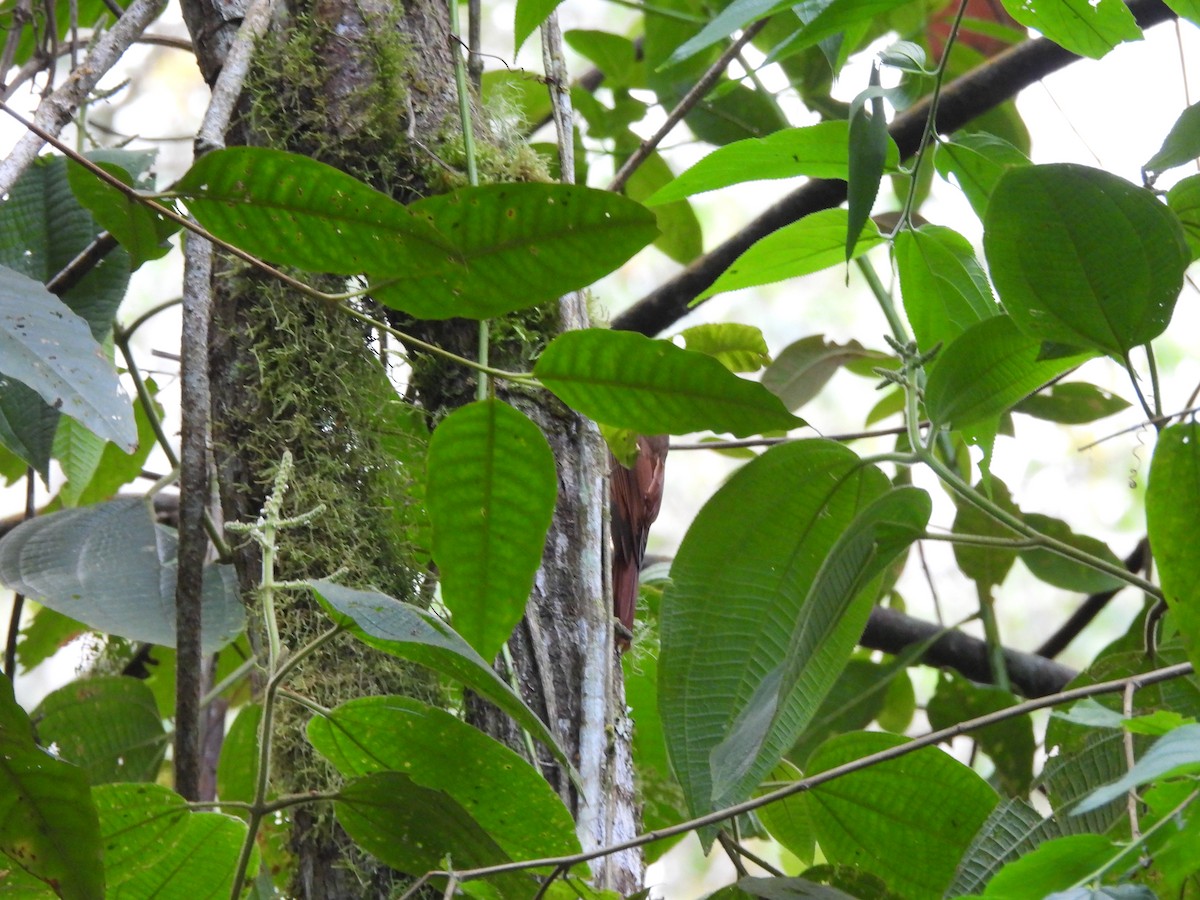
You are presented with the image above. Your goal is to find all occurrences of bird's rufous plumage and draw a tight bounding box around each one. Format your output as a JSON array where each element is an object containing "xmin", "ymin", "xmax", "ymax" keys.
[{"xmin": 610, "ymin": 434, "xmax": 667, "ymax": 649}]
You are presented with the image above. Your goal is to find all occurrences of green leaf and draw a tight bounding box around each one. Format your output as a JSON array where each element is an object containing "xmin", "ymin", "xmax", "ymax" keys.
[
  {"xmin": 374, "ymin": 182, "xmax": 658, "ymax": 319},
  {"xmin": 66, "ymin": 161, "xmax": 175, "ymax": 270},
  {"xmin": 734, "ymin": 875, "xmax": 860, "ymax": 900},
  {"xmin": 645, "ymin": 121, "xmax": 898, "ymax": 205},
  {"xmin": 895, "ymin": 225, "xmax": 999, "ymax": 352},
  {"xmin": 564, "ymin": 31, "xmax": 642, "ymax": 87},
  {"xmin": 709, "ymin": 487, "xmax": 930, "ymax": 805},
  {"xmin": 659, "ymin": 441, "xmax": 890, "ymax": 820},
  {"xmin": 216, "ymin": 704, "xmax": 261, "ymax": 818},
  {"xmin": 335, "ymin": 772, "xmax": 534, "ymax": 897},
  {"xmin": 31, "ymin": 676, "xmax": 165, "ymax": 784},
  {"xmin": 756, "ymin": 762, "xmax": 817, "ymax": 866},
  {"xmin": 925, "ymin": 316, "xmax": 1093, "ymax": 431},
  {"xmin": 846, "ymin": 72, "xmax": 887, "ymax": 264},
  {"xmin": 807, "ymin": 731, "xmax": 997, "ymax": 898},
  {"xmin": 1013, "ymin": 382, "xmax": 1130, "ymax": 424},
  {"xmin": 661, "ymin": 0, "xmax": 790, "ymax": 68},
  {"xmin": 762, "ymin": 336, "xmax": 886, "ymax": 413},
  {"xmin": 1166, "ymin": 0, "xmax": 1200, "ymax": 26},
  {"xmin": 625, "ymin": 152, "xmax": 702, "ymax": 264},
  {"xmin": 92, "ymin": 783, "xmax": 253, "ymax": 899},
  {"xmin": 927, "ymin": 675, "xmax": 1034, "ymax": 796},
  {"xmin": 514, "ymin": 0, "xmax": 565, "ymax": 54},
  {"xmin": 176, "ymin": 146, "xmax": 458, "ymax": 275},
  {"xmin": 0, "ymin": 498, "xmax": 244, "ymax": 653},
  {"xmin": 0, "ymin": 675, "xmax": 103, "ymax": 899},
  {"xmin": 1167, "ymin": 173, "xmax": 1200, "ymax": 260},
  {"xmin": 308, "ymin": 696, "xmax": 579, "ymax": 862},
  {"xmin": 427, "ymin": 400, "xmax": 556, "ymax": 662},
  {"xmin": 951, "ymin": 478, "xmax": 1019, "ymax": 591},
  {"xmin": 698, "ymin": 209, "xmax": 884, "ymax": 300},
  {"xmin": 789, "ymin": 659, "xmax": 895, "ymax": 766},
  {"xmin": 0, "ymin": 383, "xmax": 58, "ymax": 477},
  {"xmin": 998, "ymin": 0, "xmax": 1141, "ymax": 58},
  {"xmin": 1147, "ymin": 423, "xmax": 1200, "ymax": 674},
  {"xmin": 982, "ymin": 834, "xmax": 1121, "ymax": 899},
  {"xmin": 676, "ymin": 323, "xmax": 771, "ymax": 372},
  {"xmin": 983, "ymin": 163, "xmax": 1189, "ymax": 357},
  {"xmin": 72, "ymin": 376, "xmax": 162, "ymax": 506},
  {"xmin": 1145, "ymin": 102, "xmax": 1200, "ymax": 177},
  {"xmin": 0, "ymin": 154, "xmax": 130, "ymax": 339},
  {"xmin": 949, "ymin": 798, "xmax": 1063, "ymax": 897},
  {"xmin": 934, "ymin": 133, "xmax": 1030, "ymax": 220},
  {"xmin": 1019, "ymin": 513, "xmax": 1127, "ymax": 594},
  {"xmin": 16, "ymin": 606, "xmax": 87, "ymax": 672},
  {"xmin": 0, "ymin": 266, "xmax": 136, "ymax": 450},
  {"xmin": 534, "ymin": 329, "xmax": 803, "ymax": 437},
  {"xmin": 307, "ymin": 579, "xmax": 575, "ymax": 778}
]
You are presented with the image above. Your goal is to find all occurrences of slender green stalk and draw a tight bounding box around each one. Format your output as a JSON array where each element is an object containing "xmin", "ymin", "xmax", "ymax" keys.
[
  {"xmin": 1145, "ymin": 342, "xmax": 1164, "ymax": 423},
  {"xmin": 977, "ymin": 588, "xmax": 1011, "ymax": 692},
  {"xmin": 855, "ymin": 255, "xmax": 908, "ymax": 344},
  {"xmin": 898, "ymin": 0, "xmax": 971, "ymax": 230}
]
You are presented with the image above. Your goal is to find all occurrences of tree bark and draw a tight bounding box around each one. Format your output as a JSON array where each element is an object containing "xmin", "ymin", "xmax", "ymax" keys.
[{"xmin": 181, "ymin": 0, "xmax": 638, "ymax": 895}]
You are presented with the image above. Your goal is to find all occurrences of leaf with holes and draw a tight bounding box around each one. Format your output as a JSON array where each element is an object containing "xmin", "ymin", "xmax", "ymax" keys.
[
  {"xmin": 373, "ymin": 182, "xmax": 657, "ymax": 319},
  {"xmin": 427, "ymin": 400, "xmax": 557, "ymax": 662},
  {"xmin": 535, "ymin": 329, "xmax": 803, "ymax": 437}
]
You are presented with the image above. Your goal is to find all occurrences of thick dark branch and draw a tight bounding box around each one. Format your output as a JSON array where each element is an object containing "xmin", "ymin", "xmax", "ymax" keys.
[
  {"xmin": 612, "ymin": 0, "xmax": 1176, "ymax": 337},
  {"xmin": 862, "ymin": 606, "xmax": 1077, "ymax": 697}
]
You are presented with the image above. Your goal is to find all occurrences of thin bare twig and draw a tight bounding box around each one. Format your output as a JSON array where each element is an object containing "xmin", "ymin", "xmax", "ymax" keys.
[
  {"xmin": 0, "ymin": 0, "xmax": 166, "ymax": 195},
  {"xmin": 607, "ymin": 18, "xmax": 768, "ymax": 194},
  {"xmin": 414, "ymin": 661, "xmax": 1193, "ymax": 887}
]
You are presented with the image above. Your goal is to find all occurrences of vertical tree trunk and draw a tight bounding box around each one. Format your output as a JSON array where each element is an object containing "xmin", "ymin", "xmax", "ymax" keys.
[{"xmin": 180, "ymin": 0, "xmax": 639, "ymax": 894}]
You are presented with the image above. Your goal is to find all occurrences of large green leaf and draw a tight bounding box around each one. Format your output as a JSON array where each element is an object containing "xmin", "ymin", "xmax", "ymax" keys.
[
  {"xmin": 535, "ymin": 329, "xmax": 803, "ymax": 437},
  {"xmin": 373, "ymin": 182, "xmax": 658, "ymax": 319},
  {"xmin": 308, "ymin": 696, "xmax": 579, "ymax": 862},
  {"xmin": 998, "ymin": 0, "xmax": 1141, "ymax": 58},
  {"xmin": 216, "ymin": 704, "xmax": 260, "ymax": 818},
  {"xmin": 983, "ymin": 164, "xmax": 1189, "ymax": 357},
  {"xmin": 895, "ymin": 225, "xmax": 999, "ymax": 352},
  {"xmin": 336, "ymin": 772, "xmax": 534, "ymax": 897},
  {"xmin": 807, "ymin": 731, "xmax": 997, "ymax": 899},
  {"xmin": 1147, "ymin": 422, "xmax": 1200, "ymax": 673},
  {"xmin": 427, "ymin": 400, "xmax": 556, "ymax": 661},
  {"xmin": 0, "ymin": 675, "xmax": 103, "ymax": 899},
  {"xmin": 924, "ymin": 316, "xmax": 1093, "ymax": 431},
  {"xmin": 0, "ymin": 498, "xmax": 243, "ymax": 653},
  {"xmin": 698, "ymin": 209, "xmax": 884, "ymax": 300},
  {"xmin": 0, "ymin": 266, "xmax": 136, "ymax": 451},
  {"xmin": 662, "ymin": 0, "xmax": 790, "ymax": 68},
  {"xmin": 31, "ymin": 676, "xmax": 166, "ymax": 784},
  {"xmin": 1013, "ymin": 382, "xmax": 1130, "ymax": 425},
  {"xmin": 92, "ymin": 783, "xmax": 253, "ymax": 899},
  {"xmin": 659, "ymin": 440, "xmax": 890, "ymax": 820},
  {"xmin": 708, "ymin": 487, "xmax": 930, "ymax": 807},
  {"xmin": 677, "ymin": 323, "xmax": 771, "ymax": 373},
  {"xmin": 307, "ymin": 579, "xmax": 574, "ymax": 777},
  {"xmin": 645, "ymin": 121, "xmax": 899, "ymax": 205},
  {"xmin": 175, "ymin": 147, "xmax": 458, "ymax": 275},
  {"xmin": 1018, "ymin": 513, "xmax": 1126, "ymax": 594}
]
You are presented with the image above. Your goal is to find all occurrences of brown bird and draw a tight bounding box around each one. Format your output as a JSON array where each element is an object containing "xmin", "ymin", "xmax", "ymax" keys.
[{"xmin": 610, "ymin": 433, "xmax": 668, "ymax": 650}]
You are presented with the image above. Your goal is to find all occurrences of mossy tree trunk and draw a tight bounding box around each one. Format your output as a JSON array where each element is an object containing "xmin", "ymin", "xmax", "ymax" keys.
[{"xmin": 179, "ymin": 0, "xmax": 639, "ymax": 895}]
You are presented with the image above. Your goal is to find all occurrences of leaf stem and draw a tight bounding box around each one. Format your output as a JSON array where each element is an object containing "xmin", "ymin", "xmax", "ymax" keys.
[
  {"xmin": 897, "ymin": 0, "xmax": 970, "ymax": 230},
  {"xmin": 855, "ymin": 255, "xmax": 909, "ymax": 344}
]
